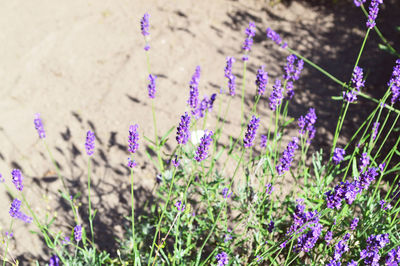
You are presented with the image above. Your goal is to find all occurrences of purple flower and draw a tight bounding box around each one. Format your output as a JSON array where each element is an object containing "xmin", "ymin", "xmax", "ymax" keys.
[
  {"xmin": 389, "ymin": 59, "xmax": 400, "ymax": 104},
  {"xmin": 11, "ymin": 169, "xmax": 23, "ymax": 191},
  {"xmin": 330, "ymin": 233, "xmax": 351, "ymax": 263},
  {"xmin": 333, "ymin": 148, "xmax": 346, "ymax": 165},
  {"xmin": 188, "ymin": 66, "xmax": 201, "ymax": 113},
  {"xmin": 265, "ymin": 183, "xmax": 274, "ymax": 195},
  {"xmin": 175, "ymin": 201, "xmax": 185, "ymax": 212},
  {"xmin": 295, "ymin": 222, "xmax": 322, "ymax": 253},
  {"xmin": 354, "ymin": 0, "xmax": 366, "ymax": 6},
  {"xmin": 266, "ymin": 27, "xmax": 286, "ymax": 47},
  {"xmin": 215, "ymin": 251, "xmax": 229, "ymax": 266},
  {"xmin": 85, "ymin": 130, "xmax": 95, "ymax": 156},
  {"xmin": 225, "ymin": 57, "xmax": 236, "ymax": 96},
  {"xmin": 62, "ymin": 236, "xmax": 70, "ymax": 245},
  {"xmin": 268, "ymin": 220, "xmax": 275, "ymax": 233},
  {"xmin": 360, "ymin": 233, "xmax": 389, "ymax": 265},
  {"xmin": 74, "ymin": 225, "xmax": 82, "ymax": 242},
  {"xmin": 128, "ymin": 124, "xmax": 139, "ymax": 153},
  {"xmin": 325, "ymin": 180, "xmax": 361, "ymax": 210},
  {"xmin": 276, "ymin": 137, "xmax": 299, "ymax": 176},
  {"xmin": 209, "ymin": 93, "xmax": 217, "ymax": 111},
  {"xmin": 172, "ymin": 155, "xmax": 180, "ymax": 168},
  {"xmin": 350, "ymin": 217, "xmax": 359, "ymax": 230},
  {"xmin": 269, "ymin": 79, "xmax": 283, "ymax": 111},
  {"xmin": 256, "ymin": 255, "xmax": 263, "ymax": 262},
  {"xmin": 360, "ymin": 152, "xmax": 370, "ymax": 171},
  {"xmin": 224, "ymin": 230, "xmax": 232, "ymax": 242},
  {"xmin": 255, "ymin": 66, "xmax": 268, "ymax": 95},
  {"xmin": 0, "ymin": 173, "xmax": 4, "ymax": 183},
  {"xmin": 348, "ymin": 260, "xmax": 358, "ymax": 266},
  {"xmin": 325, "ymin": 231, "xmax": 333, "ymax": 245},
  {"xmin": 379, "ymin": 162, "xmax": 386, "ymax": 172},
  {"xmin": 284, "ymin": 55, "xmax": 304, "ymax": 81},
  {"xmin": 176, "ymin": 113, "xmax": 191, "ymax": 145},
  {"xmin": 49, "ymin": 255, "xmax": 60, "ymax": 266},
  {"xmin": 366, "ymin": 0, "xmax": 382, "ymax": 29},
  {"xmin": 372, "ymin": 122, "xmax": 380, "ymax": 141},
  {"xmin": 243, "ymin": 116, "xmax": 260, "ymax": 148},
  {"xmin": 286, "ymin": 81, "xmax": 294, "ymax": 99},
  {"xmin": 140, "ymin": 13, "xmax": 150, "ymax": 36},
  {"xmin": 298, "ymin": 108, "xmax": 317, "ymax": 143},
  {"xmin": 379, "ymin": 200, "xmax": 392, "ymax": 210},
  {"xmin": 9, "ymin": 198, "xmax": 21, "ymax": 218},
  {"xmin": 198, "ymin": 96, "xmax": 210, "ymax": 118},
  {"xmin": 127, "ymin": 158, "xmax": 137, "ymax": 168},
  {"xmin": 34, "ymin": 113, "xmax": 46, "ymax": 139},
  {"xmin": 386, "ymin": 246, "xmax": 400, "ymax": 265},
  {"xmin": 242, "ymin": 22, "xmax": 256, "ymax": 60},
  {"xmin": 144, "ymin": 44, "xmax": 150, "ymax": 51},
  {"xmin": 5, "ymin": 232, "xmax": 13, "ymax": 239},
  {"xmin": 260, "ymin": 135, "xmax": 268, "ymax": 148},
  {"xmin": 194, "ymin": 131, "xmax": 213, "ymax": 162},
  {"xmin": 343, "ymin": 66, "xmax": 365, "ymax": 103},
  {"xmin": 147, "ymin": 74, "xmax": 157, "ymax": 99},
  {"xmin": 222, "ymin": 187, "xmax": 232, "ymax": 199}
]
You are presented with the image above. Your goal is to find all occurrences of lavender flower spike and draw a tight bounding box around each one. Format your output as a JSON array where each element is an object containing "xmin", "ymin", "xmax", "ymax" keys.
[
  {"xmin": 176, "ymin": 112, "xmax": 191, "ymax": 145},
  {"xmin": 333, "ymin": 148, "xmax": 345, "ymax": 164},
  {"xmin": 85, "ymin": 130, "xmax": 95, "ymax": 156},
  {"xmin": 140, "ymin": 13, "xmax": 150, "ymax": 36},
  {"xmin": 128, "ymin": 124, "xmax": 139, "ymax": 153},
  {"xmin": 74, "ymin": 225, "xmax": 82, "ymax": 242},
  {"xmin": 11, "ymin": 169, "xmax": 23, "ymax": 191},
  {"xmin": 298, "ymin": 108, "xmax": 317, "ymax": 143},
  {"xmin": 284, "ymin": 55, "xmax": 304, "ymax": 81},
  {"xmin": 9, "ymin": 198, "xmax": 22, "ymax": 218},
  {"xmin": 276, "ymin": 137, "xmax": 299, "ymax": 176},
  {"xmin": 255, "ymin": 66, "xmax": 268, "ymax": 95},
  {"xmin": 389, "ymin": 59, "xmax": 400, "ymax": 104},
  {"xmin": 147, "ymin": 74, "xmax": 157, "ymax": 99},
  {"xmin": 243, "ymin": 115, "xmax": 260, "ymax": 148},
  {"xmin": 242, "ymin": 22, "xmax": 256, "ymax": 61},
  {"xmin": 49, "ymin": 255, "xmax": 60, "ymax": 266},
  {"xmin": 372, "ymin": 122, "xmax": 380, "ymax": 141},
  {"xmin": 188, "ymin": 66, "xmax": 201, "ymax": 113},
  {"xmin": 224, "ymin": 57, "xmax": 235, "ymax": 78},
  {"xmin": 366, "ymin": 0, "xmax": 383, "ymax": 29},
  {"xmin": 215, "ymin": 252, "xmax": 229, "ymax": 266},
  {"xmin": 354, "ymin": 0, "xmax": 366, "ymax": 7},
  {"xmin": 350, "ymin": 217, "xmax": 359, "ymax": 231},
  {"xmin": 269, "ymin": 79, "xmax": 283, "ymax": 111},
  {"xmin": 34, "ymin": 113, "xmax": 46, "ymax": 139},
  {"xmin": 260, "ymin": 135, "xmax": 268, "ymax": 148},
  {"xmin": 266, "ymin": 27, "xmax": 286, "ymax": 48},
  {"xmin": 194, "ymin": 131, "xmax": 213, "ymax": 162}
]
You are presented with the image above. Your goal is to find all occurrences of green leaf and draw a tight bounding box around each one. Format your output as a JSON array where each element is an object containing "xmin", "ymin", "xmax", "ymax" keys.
[
  {"xmin": 396, "ymin": 26, "xmax": 400, "ymax": 32},
  {"xmin": 160, "ymin": 126, "xmax": 175, "ymax": 143},
  {"xmin": 143, "ymin": 135, "xmax": 156, "ymax": 146},
  {"xmin": 352, "ymin": 157, "xmax": 359, "ymax": 177},
  {"xmin": 331, "ymin": 95, "xmax": 343, "ymax": 101},
  {"xmin": 82, "ymin": 226, "xmax": 87, "ymax": 245},
  {"xmin": 145, "ymin": 150, "xmax": 160, "ymax": 171},
  {"xmin": 283, "ymin": 118, "xmax": 294, "ymax": 127}
]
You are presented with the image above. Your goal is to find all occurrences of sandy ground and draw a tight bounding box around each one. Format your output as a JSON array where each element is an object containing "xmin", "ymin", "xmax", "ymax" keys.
[{"xmin": 1, "ymin": 0, "xmax": 399, "ymax": 264}]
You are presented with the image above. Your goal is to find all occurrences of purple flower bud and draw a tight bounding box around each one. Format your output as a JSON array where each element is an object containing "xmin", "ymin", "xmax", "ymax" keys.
[
  {"xmin": 127, "ymin": 158, "xmax": 137, "ymax": 168},
  {"xmin": 194, "ymin": 131, "xmax": 213, "ymax": 162},
  {"xmin": 266, "ymin": 27, "xmax": 284, "ymax": 47},
  {"xmin": 175, "ymin": 201, "xmax": 185, "ymax": 212},
  {"xmin": 372, "ymin": 122, "xmax": 380, "ymax": 141},
  {"xmin": 34, "ymin": 113, "xmax": 46, "ymax": 139},
  {"xmin": 286, "ymin": 81, "xmax": 294, "ymax": 99},
  {"xmin": 269, "ymin": 79, "xmax": 283, "ymax": 111},
  {"xmin": 255, "ymin": 66, "xmax": 268, "ymax": 95},
  {"xmin": 243, "ymin": 116, "xmax": 260, "ymax": 148},
  {"xmin": 325, "ymin": 231, "xmax": 333, "ymax": 245},
  {"xmin": 350, "ymin": 217, "xmax": 359, "ymax": 230},
  {"xmin": 188, "ymin": 66, "xmax": 201, "ymax": 112},
  {"xmin": 224, "ymin": 57, "xmax": 235, "ymax": 78},
  {"xmin": 222, "ymin": 187, "xmax": 232, "ymax": 199},
  {"xmin": 49, "ymin": 255, "xmax": 60, "ymax": 266},
  {"xmin": 85, "ymin": 130, "xmax": 95, "ymax": 156},
  {"xmin": 366, "ymin": 0, "xmax": 382, "ymax": 29},
  {"xmin": 9, "ymin": 198, "xmax": 21, "ymax": 218},
  {"xmin": 386, "ymin": 246, "xmax": 400, "ymax": 265},
  {"xmin": 140, "ymin": 13, "xmax": 150, "ymax": 36},
  {"xmin": 389, "ymin": 59, "xmax": 400, "ymax": 104},
  {"xmin": 128, "ymin": 124, "xmax": 139, "ymax": 153},
  {"xmin": 176, "ymin": 112, "xmax": 191, "ymax": 145},
  {"xmin": 354, "ymin": 0, "xmax": 366, "ymax": 7},
  {"xmin": 209, "ymin": 93, "xmax": 217, "ymax": 111},
  {"xmin": 0, "ymin": 173, "xmax": 4, "ymax": 183},
  {"xmin": 172, "ymin": 155, "xmax": 180, "ymax": 168},
  {"xmin": 215, "ymin": 252, "xmax": 229, "ymax": 266},
  {"xmin": 260, "ymin": 135, "xmax": 268, "ymax": 148},
  {"xmin": 360, "ymin": 233, "xmax": 389, "ymax": 265},
  {"xmin": 268, "ymin": 220, "xmax": 275, "ymax": 233},
  {"xmin": 343, "ymin": 66, "xmax": 365, "ymax": 103},
  {"xmin": 74, "ymin": 225, "xmax": 82, "ymax": 242},
  {"xmin": 284, "ymin": 55, "xmax": 304, "ymax": 81},
  {"xmin": 62, "ymin": 236, "xmax": 70, "ymax": 245},
  {"xmin": 265, "ymin": 183, "xmax": 274, "ymax": 195},
  {"xmin": 276, "ymin": 137, "xmax": 299, "ymax": 176},
  {"xmin": 147, "ymin": 74, "xmax": 157, "ymax": 99},
  {"xmin": 11, "ymin": 169, "xmax": 23, "ymax": 191},
  {"xmin": 360, "ymin": 152, "xmax": 370, "ymax": 171},
  {"xmin": 298, "ymin": 108, "xmax": 317, "ymax": 144},
  {"xmin": 242, "ymin": 22, "xmax": 256, "ymax": 60},
  {"xmin": 333, "ymin": 148, "xmax": 345, "ymax": 164}
]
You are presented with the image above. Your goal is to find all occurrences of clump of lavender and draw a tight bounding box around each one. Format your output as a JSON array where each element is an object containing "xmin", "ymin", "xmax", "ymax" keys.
[
  {"xmin": 360, "ymin": 233, "xmax": 389, "ymax": 265},
  {"xmin": 354, "ymin": 0, "xmax": 366, "ymax": 6},
  {"xmin": 386, "ymin": 246, "xmax": 400, "ymax": 265},
  {"xmin": 243, "ymin": 116, "xmax": 260, "ymax": 148},
  {"xmin": 266, "ymin": 27, "xmax": 287, "ymax": 48},
  {"xmin": 74, "ymin": 225, "xmax": 82, "ymax": 242},
  {"xmin": 260, "ymin": 135, "xmax": 268, "ymax": 148},
  {"xmin": 333, "ymin": 148, "xmax": 346, "ymax": 164},
  {"xmin": 388, "ymin": 59, "xmax": 400, "ymax": 104},
  {"xmin": 372, "ymin": 122, "xmax": 380, "ymax": 141},
  {"xmin": 194, "ymin": 131, "xmax": 213, "ymax": 162},
  {"xmin": 128, "ymin": 124, "xmax": 139, "ymax": 153},
  {"xmin": 188, "ymin": 66, "xmax": 201, "ymax": 114},
  {"xmin": 284, "ymin": 54, "xmax": 304, "ymax": 81},
  {"xmin": 215, "ymin": 252, "xmax": 229, "ymax": 266},
  {"xmin": 366, "ymin": 0, "xmax": 383, "ymax": 29},
  {"xmin": 298, "ymin": 108, "xmax": 317, "ymax": 143},
  {"xmin": 295, "ymin": 222, "xmax": 322, "ymax": 253},
  {"xmin": 175, "ymin": 201, "xmax": 185, "ymax": 212},
  {"xmin": 350, "ymin": 217, "xmax": 359, "ymax": 231},
  {"xmin": 343, "ymin": 66, "xmax": 365, "ymax": 102},
  {"xmin": 255, "ymin": 66, "xmax": 268, "ymax": 95},
  {"xmin": 11, "ymin": 169, "xmax": 23, "ymax": 191},
  {"xmin": 85, "ymin": 130, "xmax": 95, "ymax": 156},
  {"xmin": 176, "ymin": 112, "xmax": 191, "ymax": 145},
  {"xmin": 147, "ymin": 74, "xmax": 157, "ymax": 99},
  {"xmin": 276, "ymin": 137, "xmax": 299, "ymax": 176},
  {"xmin": 269, "ymin": 79, "xmax": 283, "ymax": 111},
  {"xmin": 225, "ymin": 57, "xmax": 236, "ymax": 96},
  {"xmin": 34, "ymin": 113, "xmax": 46, "ymax": 139},
  {"xmin": 242, "ymin": 22, "xmax": 256, "ymax": 61}
]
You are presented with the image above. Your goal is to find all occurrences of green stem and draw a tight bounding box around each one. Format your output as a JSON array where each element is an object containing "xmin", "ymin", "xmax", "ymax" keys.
[
  {"xmin": 2, "ymin": 220, "xmax": 13, "ymax": 266},
  {"xmin": 241, "ymin": 61, "xmax": 248, "ymax": 128},
  {"xmin": 152, "ymin": 101, "xmax": 164, "ymax": 173},
  {"xmin": 87, "ymin": 158, "xmax": 94, "ymax": 246}
]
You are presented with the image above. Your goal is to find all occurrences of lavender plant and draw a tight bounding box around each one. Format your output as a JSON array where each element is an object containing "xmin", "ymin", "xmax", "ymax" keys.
[{"xmin": 2, "ymin": 2, "xmax": 400, "ymax": 266}]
